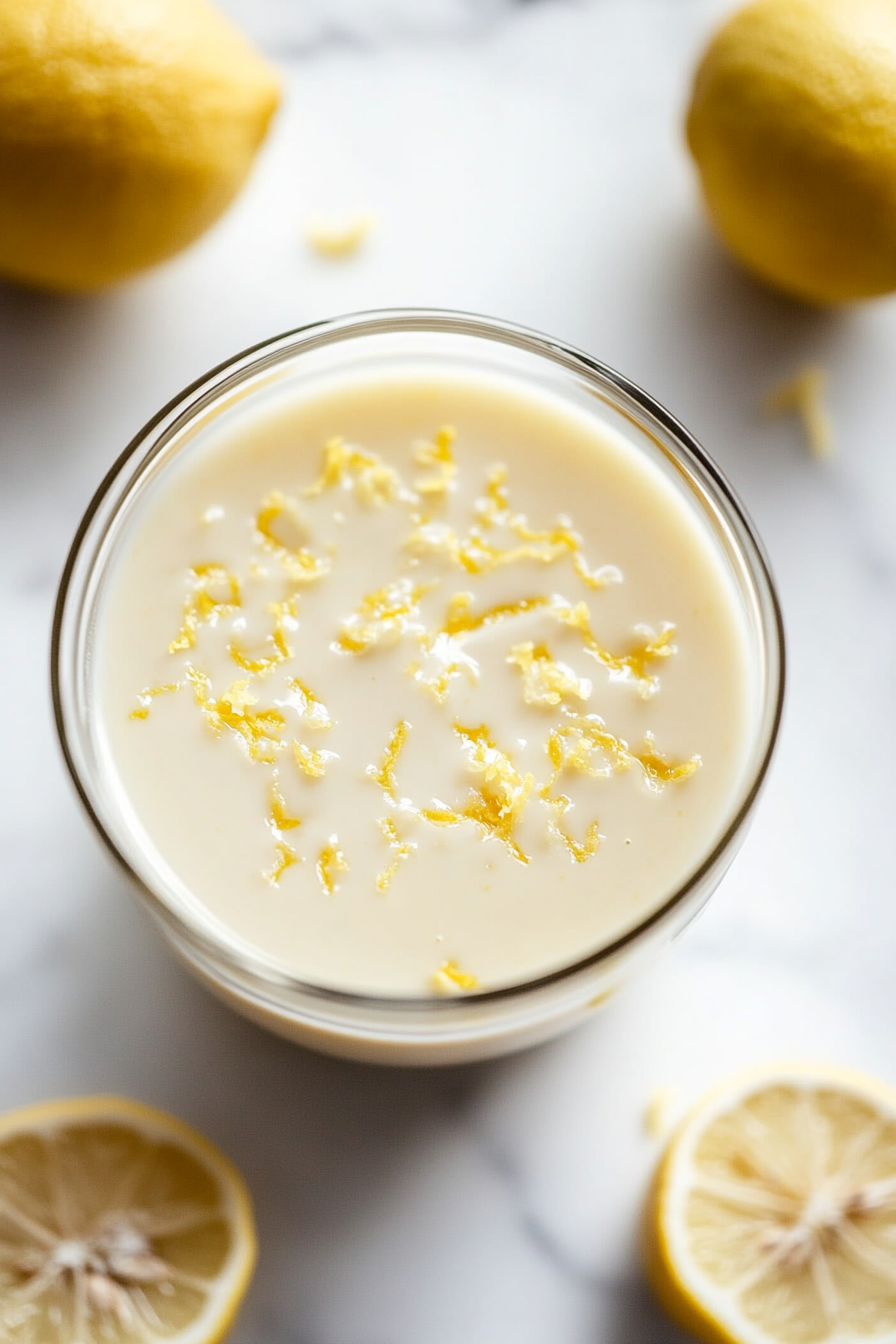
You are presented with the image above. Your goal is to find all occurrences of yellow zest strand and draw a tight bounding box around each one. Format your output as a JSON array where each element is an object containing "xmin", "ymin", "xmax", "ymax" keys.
[
  {"xmin": 366, "ymin": 720, "xmax": 411, "ymax": 804},
  {"xmin": 543, "ymin": 712, "xmax": 700, "ymax": 795},
  {"xmin": 263, "ymin": 775, "xmax": 302, "ymax": 885},
  {"xmin": 432, "ymin": 961, "xmax": 479, "ymax": 993},
  {"xmin": 406, "ymin": 631, "xmax": 479, "ymax": 704},
  {"xmin": 764, "ymin": 363, "xmax": 833, "ymax": 458},
  {"xmin": 442, "ymin": 591, "xmax": 552, "ymax": 637},
  {"xmin": 130, "ymin": 683, "xmax": 180, "ymax": 720},
  {"xmin": 282, "ymin": 677, "xmax": 333, "ymax": 730},
  {"xmin": 317, "ymin": 837, "xmax": 349, "ymax": 895},
  {"xmin": 268, "ymin": 775, "xmax": 302, "ymax": 833},
  {"xmin": 551, "ymin": 597, "xmax": 676, "ymax": 697},
  {"xmin": 421, "ymin": 724, "xmax": 534, "ymax": 866},
  {"xmin": 185, "ymin": 666, "xmax": 285, "ymax": 764},
  {"xmin": 169, "ymin": 563, "xmax": 241, "ymax": 653},
  {"xmin": 634, "ymin": 732, "xmax": 703, "ymax": 790},
  {"xmin": 413, "ymin": 425, "xmax": 457, "ymax": 501},
  {"xmin": 255, "ymin": 491, "xmax": 330, "ymax": 584},
  {"xmin": 305, "ymin": 211, "xmax": 376, "ymax": 258},
  {"xmin": 544, "ymin": 795, "xmax": 602, "ymax": 864},
  {"xmin": 228, "ymin": 623, "xmax": 292, "ymax": 676},
  {"xmin": 304, "ymin": 436, "xmax": 411, "ymax": 507},
  {"xmin": 228, "ymin": 594, "xmax": 298, "ymax": 676},
  {"xmin": 408, "ymin": 464, "xmax": 620, "ymax": 592},
  {"xmin": 263, "ymin": 842, "xmax": 298, "ymax": 886},
  {"xmin": 375, "ymin": 817, "xmax": 416, "ymax": 893},
  {"xmin": 405, "ymin": 592, "xmax": 551, "ymax": 705},
  {"xmin": 335, "ymin": 578, "xmax": 432, "ymax": 654},
  {"xmin": 293, "ymin": 741, "xmax": 338, "ymax": 778},
  {"xmin": 473, "ymin": 464, "xmax": 510, "ymax": 527},
  {"xmin": 506, "ymin": 641, "xmax": 592, "ymax": 707}
]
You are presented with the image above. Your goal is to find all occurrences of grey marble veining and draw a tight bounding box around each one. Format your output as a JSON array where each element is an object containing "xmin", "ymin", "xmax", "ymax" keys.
[{"xmin": 2, "ymin": 1, "xmax": 895, "ymax": 1340}]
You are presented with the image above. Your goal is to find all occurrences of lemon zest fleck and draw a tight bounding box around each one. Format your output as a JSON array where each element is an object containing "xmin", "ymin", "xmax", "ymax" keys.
[
  {"xmin": 406, "ymin": 630, "xmax": 479, "ymax": 704},
  {"xmin": 317, "ymin": 837, "xmax": 349, "ymax": 895},
  {"xmin": 421, "ymin": 724, "xmax": 534, "ymax": 866},
  {"xmin": 263, "ymin": 842, "xmax": 298, "ymax": 886},
  {"xmin": 432, "ymin": 960, "xmax": 479, "ymax": 993},
  {"xmin": 764, "ymin": 364, "xmax": 833, "ymax": 458},
  {"xmin": 305, "ymin": 211, "xmax": 376, "ymax": 258},
  {"xmin": 336, "ymin": 578, "xmax": 433, "ymax": 654},
  {"xmin": 543, "ymin": 712, "xmax": 700, "ymax": 794},
  {"xmin": 375, "ymin": 816, "xmax": 416, "ymax": 893},
  {"xmin": 268, "ymin": 775, "xmax": 302, "ymax": 833},
  {"xmin": 282, "ymin": 677, "xmax": 333, "ymax": 730},
  {"xmin": 409, "ymin": 464, "xmax": 620, "ymax": 593},
  {"xmin": 293, "ymin": 741, "xmax": 337, "ymax": 778},
  {"xmin": 443, "ymin": 591, "xmax": 552, "ymax": 637},
  {"xmin": 551, "ymin": 597, "xmax": 676, "ymax": 697},
  {"xmin": 507, "ymin": 641, "xmax": 592, "ymax": 707},
  {"xmin": 228, "ymin": 624, "xmax": 292, "ymax": 676},
  {"xmin": 413, "ymin": 425, "xmax": 457, "ymax": 501},
  {"xmin": 169, "ymin": 563, "xmax": 241, "ymax": 653},
  {"xmin": 255, "ymin": 491, "xmax": 330, "ymax": 583},
  {"xmin": 366, "ymin": 720, "xmax": 411, "ymax": 803},
  {"xmin": 185, "ymin": 666, "xmax": 285, "ymax": 763},
  {"xmin": 544, "ymin": 794, "xmax": 603, "ymax": 864},
  {"xmin": 473, "ymin": 464, "xmax": 510, "ymax": 527},
  {"xmin": 305, "ymin": 436, "xmax": 411, "ymax": 507},
  {"xmin": 130, "ymin": 682, "xmax": 180, "ymax": 720},
  {"xmin": 228, "ymin": 595, "xmax": 297, "ymax": 676}
]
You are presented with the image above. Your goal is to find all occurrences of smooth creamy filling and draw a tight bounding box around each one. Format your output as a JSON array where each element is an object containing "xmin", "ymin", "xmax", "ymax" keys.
[{"xmin": 96, "ymin": 371, "xmax": 753, "ymax": 996}]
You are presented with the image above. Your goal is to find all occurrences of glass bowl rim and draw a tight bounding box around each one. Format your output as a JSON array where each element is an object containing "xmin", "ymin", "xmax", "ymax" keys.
[{"xmin": 51, "ymin": 306, "xmax": 786, "ymax": 1016}]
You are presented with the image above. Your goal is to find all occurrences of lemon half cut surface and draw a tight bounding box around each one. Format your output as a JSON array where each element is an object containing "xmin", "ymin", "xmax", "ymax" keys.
[
  {"xmin": 647, "ymin": 1064, "xmax": 896, "ymax": 1343},
  {"xmin": 0, "ymin": 1096, "xmax": 256, "ymax": 1344}
]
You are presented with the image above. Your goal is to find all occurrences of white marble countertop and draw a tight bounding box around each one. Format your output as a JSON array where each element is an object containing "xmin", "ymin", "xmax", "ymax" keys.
[{"xmin": 3, "ymin": 0, "xmax": 896, "ymax": 1337}]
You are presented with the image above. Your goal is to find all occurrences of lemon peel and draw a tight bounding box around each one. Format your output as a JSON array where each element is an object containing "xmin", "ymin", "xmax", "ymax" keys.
[
  {"xmin": 305, "ymin": 437, "xmax": 411, "ymax": 507},
  {"xmin": 375, "ymin": 817, "xmax": 416, "ymax": 893},
  {"xmin": 422, "ymin": 725, "xmax": 535, "ymax": 866},
  {"xmin": 305, "ymin": 211, "xmax": 376, "ymax": 258},
  {"xmin": 170, "ymin": 564, "xmax": 241, "ymax": 654},
  {"xmin": 335, "ymin": 578, "xmax": 433, "ymax": 654},
  {"xmin": 316, "ymin": 837, "xmax": 349, "ymax": 896},
  {"xmin": 544, "ymin": 794, "xmax": 603, "ymax": 864},
  {"xmin": 413, "ymin": 426, "xmax": 457, "ymax": 502},
  {"xmin": 507, "ymin": 641, "xmax": 592, "ymax": 707},
  {"xmin": 280, "ymin": 677, "xmax": 333, "ymax": 731},
  {"xmin": 432, "ymin": 961, "xmax": 479, "ymax": 994},
  {"xmin": 764, "ymin": 365, "xmax": 833, "ymax": 458},
  {"xmin": 130, "ymin": 682, "xmax": 181, "ymax": 721},
  {"xmin": 366, "ymin": 720, "xmax": 412, "ymax": 805},
  {"xmin": 255, "ymin": 493, "xmax": 330, "ymax": 584}
]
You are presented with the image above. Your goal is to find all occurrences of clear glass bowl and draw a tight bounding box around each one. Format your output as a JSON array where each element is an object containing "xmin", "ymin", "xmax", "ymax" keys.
[{"xmin": 52, "ymin": 310, "xmax": 785, "ymax": 1065}]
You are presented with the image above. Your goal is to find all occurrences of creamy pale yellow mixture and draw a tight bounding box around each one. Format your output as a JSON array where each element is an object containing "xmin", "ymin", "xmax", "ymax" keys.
[{"xmin": 96, "ymin": 370, "xmax": 752, "ymax": 995}]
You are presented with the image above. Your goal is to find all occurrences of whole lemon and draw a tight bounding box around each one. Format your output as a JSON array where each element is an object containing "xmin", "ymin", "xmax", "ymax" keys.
[
  {"xmin": 687, "ymin": 0, "xmax": 896, "ymax": 304},
  {"xmin": 0, "ymin": 0, "xmax": 280, "ymax": 292}
]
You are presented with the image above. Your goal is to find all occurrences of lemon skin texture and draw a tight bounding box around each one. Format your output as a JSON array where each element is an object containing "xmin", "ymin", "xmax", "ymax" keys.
[
  {"xmin": 0, "ymin": 0, "xmax": 281, "ymax": 292},
  {"xmin": 686, "ymin": 0, "xmax": 896, "ymax": 305}
]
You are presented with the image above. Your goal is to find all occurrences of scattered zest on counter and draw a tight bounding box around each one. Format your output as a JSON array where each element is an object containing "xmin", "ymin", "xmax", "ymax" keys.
[
  {"xmin": 305, "ymin": 211, "xmax": 376, "ymax": 258},
  {"xmin": 764, "ymin": 364, "xmax": 833, "ymax": 459}
]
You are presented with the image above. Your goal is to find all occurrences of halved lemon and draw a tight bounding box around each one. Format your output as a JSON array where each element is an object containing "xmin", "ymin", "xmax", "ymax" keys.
[
  {"xmin": 0, "ymin": 1096, "xmax": 256, "ymax": 1344},
  {"xmin": 646, "ymin": 1064, "xmax": 896, "ymax": 1343}
]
